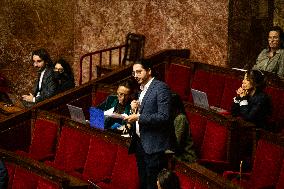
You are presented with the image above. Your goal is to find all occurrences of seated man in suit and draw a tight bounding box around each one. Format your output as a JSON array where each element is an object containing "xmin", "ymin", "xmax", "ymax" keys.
[
  {"xmin": 22, "ymin": 49, "xmax": 57, "ymax": 107},
  {"xmin": 97, "ymin": 79, "xmax": 136, "ymax": 130}
]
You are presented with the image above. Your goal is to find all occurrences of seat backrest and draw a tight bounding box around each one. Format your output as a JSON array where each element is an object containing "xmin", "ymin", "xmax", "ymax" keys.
[
  {"xmin": 220, "ymin": 76, "xmax": 242, "ymax": 111},
  {"xmin": 175, "ymin": 170, "xmax": 195, "ymax": 189},
  {"xmin": 82, "ymin": 135, "xmax": 118, "ymax": 183},
  {"xmin": 109, "ymin": 145, "xmax": 139, "ymax": 189},
  {"xmin": 190, "ymin": 70, "xmax": 225, "ymax": 107},
  {"xmin": 11, "ymin": 167, "xmax": 39, "ymax": 189},
  {"xmin": 250, "ymin": 139, "xmax": 284, "ymax": 188},
  {"xmin": 265, "ymin": 86, "xmax": 284, "ymax": 132},
  {"xmin": 200, "ymin": 120, "xmax": 228, "ymax": 162},
  {"xmin": 185, "ymin": 110, "xmax": 207, "ymax": 157},
  {"xmin": 29, "ymin": 118, "xmax": 60, "ymax": 160},
  {"xmin": 165, "ymin": 64, "xmax": 193, "ymax": 101},
  {"xmin": 92, "ymin": 89, "xmax": 112, "ymax": 106},
  {"xmin": 53, "ymin": 126, "xmax": 91, "ymax": 172},
  {"xmin": 122, "ymin": 33, "xmax": 145, "ymax": 65},
  {"xmin": 276, "ymin": 159, "xmax": 284, "ymax": 189}
]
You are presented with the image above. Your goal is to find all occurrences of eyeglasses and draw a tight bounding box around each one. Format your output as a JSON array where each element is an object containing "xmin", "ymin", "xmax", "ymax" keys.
[
  {"xmin": 132, "ymin": 70, "xmax": 144, "ymax": 77},
  {"xmin": 117, "ymin": 93, "xmax": 130, "ymax": 98}
]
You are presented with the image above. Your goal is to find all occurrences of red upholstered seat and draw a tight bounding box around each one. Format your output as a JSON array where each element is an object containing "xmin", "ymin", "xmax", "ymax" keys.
[
  {"xmin": 5, "ymin": 162, "xmax": 15, "ymax": 189},
  {"xmin": 265, "ymin": 86, "xmax": 284, "ymax": 132},
  {"xmin": 92, "ymin": 90, "xmax": 111, "ymax": 106},
  {"xmin": 220, "ymin": 77, "xmax": 242, "ymax": 111},
  {"xmin": 185, "ymin": 111, "xmax": 207, "ymax": 157},
  {"xmin": 36, "ymin": 177, "xmax": 61, "ymax": 189},
  {"xmin": 190, "ymin": 70, "xmax": 226, "ymax": 107},
  {"xmin": 224, "ymin": 139, "xmax": 284, "ymax": 189},
  {"xmin": 276, "ymin": 159, "xmax": 284, "ymax": 189},
  {"xmin": 80, "ymin": 135, "xmax": 118, "ymax": 183},
  {"xmin": 97, "ymin": 145, "xmax": 139, "ymax": 189},
  {"xmin": 16, "ymin": 118, "xmax": 60, "ymax": 161},
  {"xmin": 11, "ymin": 167, "xmax": 39, "ymax": 189},
  {"xmin": 45, "ymin": 126, "xmax": 91, "ymax": 173},
  {"xmin": 165, "ymin": 64, "xmax": 192, "ymax": 101},
  {"xmin": 200, "ymin": 120, "xmax": 228, "ymax": 162},
  {"xmin": 175, "ymin": 169, "xmax": 195, "ymax": 189}
]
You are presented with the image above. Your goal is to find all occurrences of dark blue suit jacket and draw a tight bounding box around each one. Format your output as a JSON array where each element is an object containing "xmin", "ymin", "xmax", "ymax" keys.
[{"xmin": 132, "ymin": 79, "xmax": 175, "ymax": 154}]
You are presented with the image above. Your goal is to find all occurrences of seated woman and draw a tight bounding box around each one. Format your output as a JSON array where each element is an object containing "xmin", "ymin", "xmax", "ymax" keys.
[
  {"xmin": 54, "ymin": 58, "xmax": 75, "ymax": 94},
  {"xmin": 97, "ymin": 79, "xmax": 136, "ymax": 131},
  {"xmin": 253, "ymin": 26, "xmax": 284, "ymax": 78},
  {"xmin": 231, "ymin": 70, "xmax": 272, "ymax": 130},
  {"xmin": 171, "ymin": 93, "xmax": 197, "ymax": 163}
]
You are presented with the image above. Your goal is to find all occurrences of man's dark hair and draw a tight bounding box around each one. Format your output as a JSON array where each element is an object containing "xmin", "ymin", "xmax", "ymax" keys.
[
  {"xmin": 134, "ymin": 58, "xmax": 156, "ymax": 76},
  {"xmin": 32, "ymin": 48, "xmax": 53, "ymax": 68}
]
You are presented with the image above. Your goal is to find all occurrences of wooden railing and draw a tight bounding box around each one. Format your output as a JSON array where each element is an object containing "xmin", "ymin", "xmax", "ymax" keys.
[{"xmin": 79, "ymin": 44, "xmax": 126, "ymax": 85}]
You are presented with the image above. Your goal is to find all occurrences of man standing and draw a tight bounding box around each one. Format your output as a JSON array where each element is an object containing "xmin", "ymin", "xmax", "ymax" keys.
[
  {"xmin": 125, "ymin": 59, "xmax": 175, "ymax": 189},
  {"xmin": 22, "ymin": 49, "xmax": 57, "ymax": 106}
]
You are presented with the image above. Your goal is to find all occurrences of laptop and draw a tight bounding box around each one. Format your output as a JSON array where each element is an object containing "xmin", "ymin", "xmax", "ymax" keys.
[
  {"xmin": 191, "ymin": 89, "xmax": 229, "ymax": 114},
  {"xmin": 67, "ymin": 104, "xmax": 88, "ymax": 124},
  {"xmin": 191, "ymin": 89, "xmax": 210, "ymax": 110}
]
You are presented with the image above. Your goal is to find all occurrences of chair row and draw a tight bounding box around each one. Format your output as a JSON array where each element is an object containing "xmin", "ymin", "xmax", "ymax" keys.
[
  {"xmin": 15, "ymin": 110, "xmax": 139, "ymax": 189},
  {"xmin": 183, "ymin": 103, "xmax": 253, "ymax": 172},
  {"xmin": 158, "ymin": 58, "xmax": 284, "ymax": 133},
  {"xmin": 12, "ymin": 110, "xmax": 241, "ymax": 189},
  {"xmin": 0, "ymin": 149, "xmax": 88, "ymax": 189},
  {"xmin": 223, "ymin": 130, "xmax": 284, "ymax": 189}
]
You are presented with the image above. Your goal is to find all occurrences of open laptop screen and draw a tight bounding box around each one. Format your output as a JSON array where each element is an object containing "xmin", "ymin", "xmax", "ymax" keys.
[
  {"xmin": 67, "ymin": 104, "xmax": 87, "ymax": 124},
  {"xmin": 191, "ymin": 89, "xmax": 210, "ymax": 110}
]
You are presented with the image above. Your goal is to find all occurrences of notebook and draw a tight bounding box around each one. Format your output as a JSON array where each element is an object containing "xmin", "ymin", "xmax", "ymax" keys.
[
  {"xmin": 191, "ymin": 89, "xmax": 228, "ymax": 114},
  {"xmin": 191, "ymin": 89, "xmax": 210, "ymax": 110},
  {"xmin": 67, "ymin": 104, "xmax": 87, "ymax": 124}
]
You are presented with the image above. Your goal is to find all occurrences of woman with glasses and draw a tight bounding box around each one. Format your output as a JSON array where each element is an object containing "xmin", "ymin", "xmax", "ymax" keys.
[{"xmin": 97, "ymin": 79, "xmax": 136, "ymax": 131}]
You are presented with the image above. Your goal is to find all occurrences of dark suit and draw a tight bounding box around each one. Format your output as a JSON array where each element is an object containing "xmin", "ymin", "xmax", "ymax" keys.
[
  {"xmin": 33, "ymin": 67, "xmax": 57, "ymax": 103},
  {"xmin": 97, "ymin": 95, "xmax": 131, "ymax": 129},
  {"xmin": 129, "ymin": 79, "xmax": 175, "ymax": 189}
]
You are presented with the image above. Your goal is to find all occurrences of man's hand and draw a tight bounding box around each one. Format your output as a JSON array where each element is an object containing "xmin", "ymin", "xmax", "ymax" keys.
[
  {"xmin": 131, "ymin": 100, "xmax": 139, "ymax": 113},
  {"xmin": 124, "ymin": 113, "xmax": 139, "ymax": 124},
  {"xmin": 22, "ymin": 93, "xmax": 34, "ymax": 102}
]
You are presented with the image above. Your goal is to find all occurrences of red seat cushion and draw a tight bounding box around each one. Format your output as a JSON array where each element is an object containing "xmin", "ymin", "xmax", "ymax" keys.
[
  {"xmin": 37, "ymin": 177, "xmax": 61, "ymax": 189},
  {"xmin": 200, "ymin": 120, "xmax": 228, "ymax": 162},
  {"xmin": 81, "ymin": 136, "xmax": 118, "ymax": 183},
  {"xmin": 46, "ymin": 126, "xmax": 91, "ymax": 172}
]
